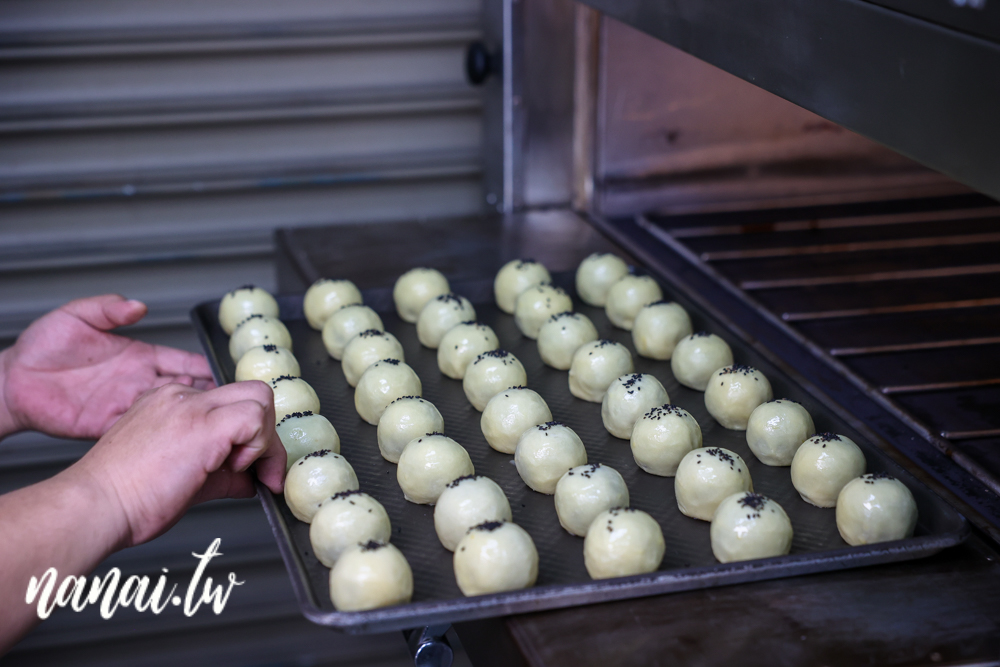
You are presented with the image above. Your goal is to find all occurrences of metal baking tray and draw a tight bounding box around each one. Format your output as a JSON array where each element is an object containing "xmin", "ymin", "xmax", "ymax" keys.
[{"xmin": 191, "ymin": 271, "xmax": 969, "ymax": 634}]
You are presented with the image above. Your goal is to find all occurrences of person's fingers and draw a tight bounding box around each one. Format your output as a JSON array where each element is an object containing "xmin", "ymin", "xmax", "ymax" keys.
[
  {"xmin": 151, "ymin": 345, "xmax": 214, "ymax": 380},
  {"xmin": 192, "ymin": 468, "xmax": 256, "ymax": 505},
  {"xmin": 199, "ymin": 380, "xmax": 272, "ymax": 410},
  {"xmin": 228, "ymin": 432, "xmax": 286, "ymax": 494},
  {"xmin": 192, "ymin": 377, "xmax": 216, "ymax": 391},
  {"xmin": 61, "ymin": 294, "xmax": 147, "ymax": 331},
  {"xmin": 152, "ymin": 375, "xmax": 194, "ymax": 389},
  {"xmin": 205, "ymin": 398, "xmax": 274, "ymax": 472}
]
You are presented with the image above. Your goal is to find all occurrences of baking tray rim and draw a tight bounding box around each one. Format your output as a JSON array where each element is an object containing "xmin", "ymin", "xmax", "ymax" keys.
[{"xmin": 190, "ymin": 291, "xmax": 970, "ymax": 634}]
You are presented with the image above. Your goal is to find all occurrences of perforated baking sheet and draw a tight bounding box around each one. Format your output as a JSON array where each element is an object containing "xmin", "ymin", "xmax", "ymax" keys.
[{"xmin": 192, "ymin": 272, "xmax": 968, "ymax": 633}]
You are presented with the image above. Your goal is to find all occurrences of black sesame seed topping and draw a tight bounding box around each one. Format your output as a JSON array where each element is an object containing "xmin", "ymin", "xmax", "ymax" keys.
[
  {"xmin": 475, "ymin": 349, "xmax": 511, "ymax": 364},
  {"xmin": 473, "ymin": 521, "xmax": 505, "ymax": 532},
  {"xmin": 738, "ymin": 493, "xmax": 768, "ymax": 512},
  {"xmin": 236, "ymin": 313, "xmax": 266, "ymax": 327},
  {"xmin": 447, "ymin": 474, "xmax": 482, "ymax": 488},
  {"xmin": 229, "ymin": 284, "xmax": 256, "ymax": 294},
  {"xmin": 864, "ymin": 471, "xmax": 895, "ymax": 484},
  {"xmin": 644, "ymin": 404, "xmax": 686, "ymax": 420},
  {"xmin": 515, "ymin": 259, "xmax": 539, "ymax": 269},
  {"xmin": 389, "ymin": 395, "xmax": 422, "ymax": 404},
  {"xmin": 330, "ymin": 489, "xmax": 364, "ymax": 501},
  {"xmin": 358, "ymin": 329, "xmax": 385, "ymax": 338},
  {"xmin": 359, "ymin": 540, "xmax": 386, "ymax": 552},
  {"xmin": 705, "ymin": 448, "xmax": 736, "ymax": 465},
  {"xmin": 691, "ymin": 331, "xmax": 711, "ymax": 338},
  {"xmin": 815, "ymin": 432, "xmax": 842, "ymax": 443},
  {"xmin": 302, "ymin": 449, "xmax": 332, "ymax": 460},
  {"xmin": 435, "ymin": 293, "xmax": 464, "ymax": 306},
  {"xmin": 379, "ymin": 358, "xmax": 401, "ymax": 366},
  {"xmin": 595, "ymin": 339, "xmax": 616, "ymax": 348},
  {"xmin": 621, "ymin": 373, "xmax": 644, "ymax": 389},
  {"xmin": 262, "ymin": 344, "xmax": 278, "ymax": 353},
  {"xmin": 425, "ymin": 431, "xmax": 446, "ymax": 437},
  {"xmin": 506, "ymin": 385, "xmax": 527, "ymax": 391},
  {"xmin": 718, "ymin": 364, "xmax": 756, "ymax": 376},
  {"xmin": 547, "ymin": 311, "xmax": 578, "ymax": 323},
  {"xmin": 278, "ymin": 410, "xmax": 314, "ymax": 424},
  {"xmin": 538, "ymin": 421, "xmax": 563, "ymax": 431},
  {"xmin": 270, "ymin": 375, "xmax": 298, "ymax": 385}
]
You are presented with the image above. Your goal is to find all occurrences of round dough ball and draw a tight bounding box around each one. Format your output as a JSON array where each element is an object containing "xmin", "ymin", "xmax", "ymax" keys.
[
  {"xmin": 303, "ymin": 278, "xmax": 363, "ymax": 330},
  {"xmin": 396, "ymin": 433, "xmax": 475, "ymax": 505},
  {"xmin": 417, "ymin": 294, "xmax": 477, "ymax": 349},
  {"xmin": 704, "ymin": 365, "xmax": 774, "ymax": 430},
  {"xmin": 276, "ymin": 412, "xmax": 340, "ymax": 470},
  {"xmin": 434, "ymin": 475, "xmax": 512, "ymax": 551},
  {"xmin": 355, "ymin": 359, "xmax": 422, "ymax": 426},
  {"xmin": 229, "ymin": 315, "xmax": 292, "ymax": 363},
  {"xmin": 342, "ymin": 329, "xmax": 404, "ymax": 387},
  {"xmin": 310, "ymin": 491, "xmax": 391, "ymax": 567},
  {"xmin": 284, "ymin": 450, "xmax": 359, "ymax": 523},
  {"xmin": 494, "ymin": 259, "xmax": 552, "ymax": 314},
  {"xmin": 322, "ymin": 305, "xmax": 384, "ymax": 360},
  {"xmin": 554, "ymin": 463, "xmax": 630, "ymax": 537},
  {"xmin": 836, "ymin": 473, "xmax": 918, "ymax": 546},
  {"xmin": 710, "ymin": 492, "xmax": 793, "ymax": 563},
  {"xmin": 453, "ymin": 522, "xmax": 538, "ymax": 596},
  {"xmin": 235, "ymin": 344, "xmax": 300, "ymax": 383},
  {"xmin": 632, "ymin": 301, "xmax": 692, "ymax": 360},
  {"xmin": 481, "ymin": 387, "xmax": 552, "ymax": 454},
  {"xmin": 218, "ymin": 285, "xmax": 279, "ymax": 335},
  {"xmin": 605, "ymin": 276, "xmax": 662, "ymax": 331},
  {"xmin": 671, "ymin": 333, "xmax": 734, "ymax": 391},
  {"xmin": 394, "ymin": 268, "xmax": 450, "ymax": 323},
  {"xmin": 601, "ymin": 373, "xmax": 670, "ymax": 440},
  {"xmin": 463, "ymin": 350, "xmax": 528, "ymax": 411},
  {"xmin": 630, "ymin": 404, "xmax": 702, "ymax": 476},
  {"xmin": 329, "ymin": 542, "xmax": 413, "ymax": 611},
  {"xmin": 514, "ymin": 422, "xmax": 588, "ymax": 494},
  {"xmin": 537, "ymin": 312, "xmax": 599, "ymax": 370},
  {"xmin": 514, "ymin": 284, "xmax": 573, "ymax": 339},
  {"xmin": 583, "ymin": 508, "xmax": 664, "ymax": 579},
  {"xmin": 674, "ymin": 447, "xmax": 753, "ymax": 521},
  {"xmin": 746, "ymin": 399, "xmax": 816, "ymax": 466},
  {"xmin": 270, "ymin": 375, "xmax": 320, "ymax": 421},
  {"xmin": 377, "ymin": 396, "xmax": 444, "ymax": 464},
  {"xmin": 568, "ymin": 340, "xmax": 634, "ymax": 403},
  {"xmin": 790, "ymin": 433, "xmax": 866, "ymax": 508},
  {"xmin": 437, "ymin": 322, "xmax": 499, "ymax": 379},
  {"xmin": 576, "ymin": 253, "xmax": 629, "ymax": 307}
]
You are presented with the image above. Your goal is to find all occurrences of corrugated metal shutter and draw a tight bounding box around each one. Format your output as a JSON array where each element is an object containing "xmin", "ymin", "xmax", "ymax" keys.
[{"xmin": 0, "ymin": 1, "xmax": 482, "ymax": 663}]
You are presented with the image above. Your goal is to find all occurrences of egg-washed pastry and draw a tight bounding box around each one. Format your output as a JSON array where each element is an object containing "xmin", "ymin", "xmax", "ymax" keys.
[
  {"xmin": 568, "ymin": 340, "xmax": 633, "ymax": 403},
  {"xmin": 355, "ymin": 359, "xmax": 422, "ymax": 425},
  {"xmin": 790, "ymin": 433, "xmax": 866, "ymax": 508},
  {"xmin": 377, "ymin": 396, "xmax": 444, "ymax": 464},
  {"xmin": 393, "ymin": 267, "xmax": 450, "ymax": 323},
  {"xmin": 322, "ymin": 305, "xmax": 384, "ymax": 360},
  {"xmin": 480, "ymin": 386, "xmax": 552, "ymax": 454},
  {"xmin": 463, "ymin": 350, "xmax": 527, "ymax": 411},
  {"xmin": 270, "ymin": 375, "xmax": 320, "ymax": 422},
  {"xmin": 632, "ymin": 301, "xmax": 692, "ymax": 360},
  {"xmin": 670, "ymin": 332, "xmax": 734, "ymax": 391},
  {"xmin": 583, "ymin": 508, "xmax": 664, "ymax": 579},
  {"xmin": 303, "ymin": 278, "xmax": 363, "ymax": 330},
  {"xmin": 229, "ymin": 314, "xmax": 292, "ymax": 363},
  {"xmin": 396, "ymin": 433, "xmax": 475, "ymax": 505},
  {"xmin": 453, "ymin": 522, "xmax": 538, "ymax": 596},
  {"xmin": 329, "ymin": 541, "xmax": 413, "ymax": 611},
  {"xmin": 235, "ymin": 344, "xmax": 299, "ymax": 383},
  {"xmin": 554, "ymin": 463, "xmax": 629, "ymax": 537},
  {"xmin": 674, "ymin": 447, "xmax": 753, "ymax": 521},
  {"xmin": 711, "ymin": 492, "xmax": 793, "ymax": 563},
  {"xmin": 434, "ymin": 475, "xmax": 512, "ymax": 551},
  {"xmin": 494, "ymin": 259, "xmax": 552, "ymax": 314},
  {"xmin": 576, "ymin": 253, "xmax": 629, "ymax": 307},
  {"xmin": 605, "ymin": 275, "xmax": 662, "ymax": 330},
  {"xmin": 836, "ymin": 472, "xmax": 917, "ymax": 545},
  {"xmin": 219, "ymin": 285, "xmax": 279, "ymax": 335},
  {"xmin": 437, "ymin": 322, "xmax": 499, "ymax": 379},
  {"xmin": 514, "ymin": 284, "xmax": 573, "ymax": 339},
  {"xmin": 746, "ymin": 399, "xmax": 815, "ymax": 466},
  {"xmin": 284, "ymin": 450, "xmax": 359, "ymax": 523},
  {"xmin": 630, "ymin": 404, "xmax": 701, "ymax": 477},
  {"xmin": 342, "ymin": 329, "xmax": 404, "ymax": 387},
  {"xmin": 417, "ymin": 294, "xmax": 477, "ymax": 349},
  {"xmin": 514, "ymin": 421, "xmax": 588, "ymax": 494},
  {"xmin": 276, "ymin": 412, "xmax": 339, "ymax": 470},
  {"xmin": 310, "ymin": 490, "xmax": 391, "ymax": 567},
  {"xmin": 704, "ymin": 364, "xmax": 773, "ymax": 430},
  {"xmin": 536, "ymin": 312, "xmax": 599, "ymax": 371},
  {"xmin": 601, "ymin": 373, "xmax": 670, "ymax": 440}
]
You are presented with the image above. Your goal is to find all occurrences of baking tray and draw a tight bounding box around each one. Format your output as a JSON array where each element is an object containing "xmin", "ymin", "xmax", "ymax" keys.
[{"xmin": 192, "ymin": 272, "xmax": 969, "ymax": 634}]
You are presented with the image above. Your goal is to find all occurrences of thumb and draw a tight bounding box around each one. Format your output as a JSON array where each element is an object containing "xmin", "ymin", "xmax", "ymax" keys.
[{"xmin": 61, "ymin": 295, "xmax": 148, "ymax": 331}]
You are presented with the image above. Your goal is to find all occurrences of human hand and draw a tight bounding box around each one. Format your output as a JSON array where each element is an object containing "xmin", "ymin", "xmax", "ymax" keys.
[
  {"xmin": 74, "ymin": 381, "xmax": 285, "ymax": 546},
  {"xmin": 0, "ymin": 294, "xmax": 215, "ymax": 440}
]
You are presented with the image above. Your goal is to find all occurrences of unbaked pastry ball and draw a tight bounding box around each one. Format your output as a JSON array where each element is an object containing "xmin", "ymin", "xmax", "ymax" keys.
[
  {"xmin": 355, "ymin": 359, "xmax": 422, "ymax": 425},
  {"xmin": 481, "ymin": 387, "xmax": 552, "ymax": 454},
  {"xmin": 434, "ymin": 475, "xmax": 513, "ymax": 551},
  {"xmin": 463, "ymin": 350, "xmax": 528, "ymax": 411},
  {"xmin": 276, "ymin": 412, "xmax": 340, "ymax": 470},
  {"xmin": 229, "ymin": 314, "xmax": 292, "ymax": 363},
  {"xmin": 710, "ymin": 492, "xmax": 793, "ymax": 563},
  {"xmin": 514, "ymin": 284, "xmax": 573, "ymax": 339},
  {"xmin": 536, "ymin": 312, "xmax": 599, "ymax": 370},
  {"xmin": 674, "ymin": 447, "xmax": 753, "ymax": 521},
  {"xmin": 704, "ymin": 364, "xmax": 774, "ymax": 430},
  {"xmin": 396, "ymin": 433, "xmax": 475, "ymax": 504},
  {"xmin": 310, "ymin": 490, "xmax": 391, "ymax": 567},
  {"xmin": 670, "ymin": 333, "xmax": 735, "ymax": 391},
  {"xmin": 218, "ymin": 285, "xmax": 279, "ymax": 335},
  {"xmin": 630, "ymin": 404, "xmax": 702, "ymax": 477},
  {"xmin": 437, "ymin": 322, "xmax": 499, "ymax": 379},
  {"xmin": 568, "ymin": 340, "xmax": 634, "ymax": 403},
  {"xmin": 790, "ymin": 433, "xmax": 866, "ymax": 508},
  {"xmin": 322, "ymin": 305, "xmax": 384, "ymax": 361},
  {"xmin": 376, "ymin": 396, "xmax": 444, "ymax": 464},
  {"xmin": 417, "ymin": 294, "xmax": 477, "ymax": 349},
  {"xmin": 235, "ymin": 344, "xmax": 300, "ymax": 383},
  {"xmin": 393, "ymin": 267, "xmax": 450, "ymax": 323},
  {"xmin": 270, "ymin": 375, "xmax": 320, "ymax": 421},
  {"xmin": 746, "ymin": 399, "xmax": 815, "ymax": 466},
  {"xmin": 514, "ymin": 422, "xmax": 588, "ymax": 494},
  {"xmin": 836, "ymin": 473, "xmax": 918, "ymax": 546},
  {"xmin": 583, "ymin": 508, "xmax": 664, "ymax": 580},
  {"xmin": 342, "ymin": 329, "xmax": 405, "ymax": 387},
  {"xmin": 576, "ymin": 253, "xmax": 629, "ymax": 307},
  {"xmin": 303, "ymin": 278, "xmax": 363, "ymax": 330},
  {"xmin": 632, "ymin": 301, "xmax": 693, "ymax": 360},
  {"xmin": 601, "ymin": 373, "xmax": 670, "ymax": 440},
  {"xmin": 494, "ymin": 259, "xmax": 552, "ymax": 314},
  {"xmin": 453, "ymin": 522, "xmax": 538, "ymax": 596},
  {"xmin": 329, "ymin": 541, "xmax": 413, "ymax": 611},
  {"xmin": 554, "ymin": 463, "xmax": 630, "ymax": 537},
  {"xmin": 605, "ymin": 275, "xmax": 663, "ymax": 331},
  {"xmin": 284, "ymin": 450, "xmax": 359, "ymax": 523}
]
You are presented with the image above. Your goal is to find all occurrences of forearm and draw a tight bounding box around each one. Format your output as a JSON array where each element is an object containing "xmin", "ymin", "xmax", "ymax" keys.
[
  {"xmin": 0, "ymin": 348, "xmax": 22, "ymax": 439},
  {"xmin": 0, "ymin": 464, "xmax": 128, "ymax": 653}
]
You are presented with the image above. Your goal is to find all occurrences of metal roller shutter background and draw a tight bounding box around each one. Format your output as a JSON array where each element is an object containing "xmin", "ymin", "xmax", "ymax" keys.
[{"xmin": 0, "ymin": 1, "xmax": 482, "ymax": 664}]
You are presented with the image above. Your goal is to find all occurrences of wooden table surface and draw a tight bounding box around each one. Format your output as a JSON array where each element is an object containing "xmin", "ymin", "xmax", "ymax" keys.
[{"xmin": 276, "ymin": 211, "xmax": 1000, "ymax": 667}]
